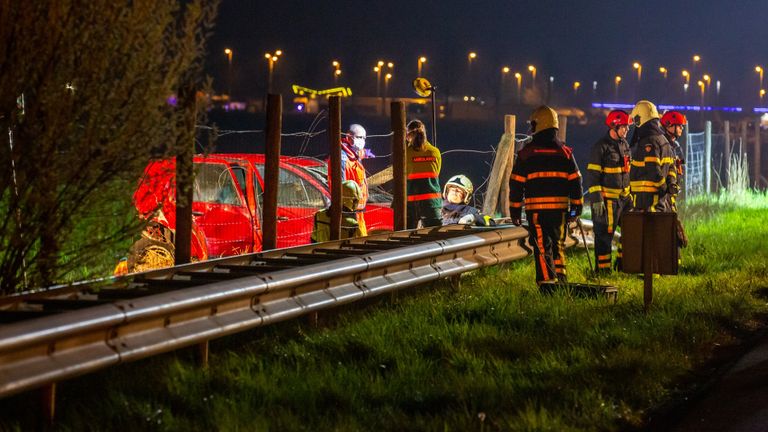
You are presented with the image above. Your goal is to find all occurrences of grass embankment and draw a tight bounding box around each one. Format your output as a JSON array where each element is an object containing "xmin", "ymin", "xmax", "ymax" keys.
[{"xmin": 3, "ymin": 195, "xmax": 768, "ymax": 431}]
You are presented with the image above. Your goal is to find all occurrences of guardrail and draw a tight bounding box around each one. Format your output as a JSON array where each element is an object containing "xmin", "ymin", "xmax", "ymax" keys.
[{"xmin": 0, "ymin": 222, "xmax": 594, "ymax": 411}]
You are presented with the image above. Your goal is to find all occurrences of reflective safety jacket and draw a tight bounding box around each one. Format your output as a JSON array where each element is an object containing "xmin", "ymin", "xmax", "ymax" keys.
[
  {"xmin": 328, "ymin": 138, "xmax": 369, "ymax": 211},
  {"xmin": 629, "ymin": 120, "xmax": 677, "ymax": 211},
  {"xmin": 585, "ymin": 131, "xmax": 631, "ymax": 204},
  {"xmin": 310, "ymin": 209, "xmax": 363, "ymax": 243},
  {"xmin": 509, "ymin": 129, "xmax": 583, "ymax": 218},
  {"xmin": 406, "ymin": 141, "xmax": 442, "ymax": 207}
]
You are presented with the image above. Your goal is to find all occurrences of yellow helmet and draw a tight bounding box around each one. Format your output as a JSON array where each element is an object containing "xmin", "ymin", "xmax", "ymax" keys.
[
  {"xmin": 630, "ymin": 100, "xmax": 660, "ymax": 127},
  {"xmin": 528, "ymin": 105, "xmax": 559, "ymax": 134},
  {"xmin": 341, "ymin": 180, "xmax": 361, "ymax": 210}
]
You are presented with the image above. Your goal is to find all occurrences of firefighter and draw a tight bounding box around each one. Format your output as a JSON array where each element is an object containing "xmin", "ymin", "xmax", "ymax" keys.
[
  {"xmin": 406, "ymin": 119, "xmax": 442, "ymax": 229},
  {"xmin": 660, "ymin": 111, "xmax": 687, "ymax": 212},
  {"xmin": 585, "ymin": 110, "xmax": 633, "ymax": 273},
  {"xmin": 441, "ymin": 174, "xmax": 495, "ymax": 226},
  {"xmin": 311, "ymin": 180, "xmax": 364, "ymax": 243},
  {"xmin": 509, "ymin": 106, "xmax": 583, "ymax": 285},
  {"xmin": 329, "ymin": 124, "xmax": 369, "ymax": 235},
  {"xmin": 629, "ymin": 100, "xmax": 677, "ymax": 212}
]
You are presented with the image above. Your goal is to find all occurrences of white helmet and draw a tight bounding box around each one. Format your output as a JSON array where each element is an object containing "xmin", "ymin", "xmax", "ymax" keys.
[
  {"xmin": 349, "ymin": 124, "xmax": 366, "ymax": 151},
  {"xmin": 443, "ymin": 174, "xmax": 474, "ymax": 204}
]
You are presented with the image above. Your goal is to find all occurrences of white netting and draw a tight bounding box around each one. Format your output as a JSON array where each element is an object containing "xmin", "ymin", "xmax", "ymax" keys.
[{"xmin": 685, "ymin": 130, "xmax": 726, "ymax": 196}]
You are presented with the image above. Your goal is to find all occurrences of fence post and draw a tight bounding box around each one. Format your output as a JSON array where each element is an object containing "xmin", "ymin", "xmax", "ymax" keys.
[
  {"xmin": 174, "ymin": 83, "xmax": 197, "ymax": 265},
  {"xmin": 391, "ymin": 101, "xmax": 407, "ymax": 231},
  {"xmin": 263, "ymin": 94, "xmax": 282, "ymax": 250},
  {"xmin": 557, "ymin": 115, "xmax": 568, "ymax": 142},
  {"xmin": 683, "ymin": 123, "xmax": 690, "ymax": 196},
  {"xmin": 328, "ymin": 96, "xmax": 342, "ymax": 240},
  {"xmin": 499, "ymin": 116, "xmax": 516, "ymax": 217},
  {"xmin": 705, "ymin": 121, "xmax": 712, "ymax": 194},
  {"xmin": 755, "ymin": 119, "xmax": 762, "ymax": 188},
  {"xmin": 483, "ymin": 115, "xmax": 515, "ymax": 217},
  {"xmin": 723, "ymin": 120, "xmax": 731, "ymax": 189}
]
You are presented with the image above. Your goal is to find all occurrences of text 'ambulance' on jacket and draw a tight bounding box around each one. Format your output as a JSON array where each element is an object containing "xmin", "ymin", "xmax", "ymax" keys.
[
  {"xmin": 406, "ymin": 140, "xmax": 442, "ymax": 206},
  {"xmin": 509, "ymin": 129, "xmax": 583, "ymax": 218}
]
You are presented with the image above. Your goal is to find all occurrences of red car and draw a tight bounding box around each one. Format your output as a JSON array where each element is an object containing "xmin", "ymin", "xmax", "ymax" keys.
[{"xmin": 128, "ymin": 154, "xmax": 393, "ymax": 272}]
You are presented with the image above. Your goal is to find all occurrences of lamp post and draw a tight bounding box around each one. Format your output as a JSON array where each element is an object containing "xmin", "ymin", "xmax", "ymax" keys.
[
  {"xmin": 384, "ymin": 73, "xmax": 392, "ymax": 98},
  {"xmin": 614, "ymin": 75, "xmax": 622, "ymax": 100},
  {"xmin": 418, "ymin": 56, "xmax": 427, "ymax": 76},
  {"xmin": 757, "ymin": 66, "xmax": 764, "ymax": 100},
  {"xmin": 514, "ymin": 72, "xmax": 522, "ymax": 104},
  {"xmin": 682, "ymin": 70, "xmax": 690, "ymax": 101},
  {"xmin": 224, "ymin": 48, "xmax": 233, "ymax": 98},
  {"xmin": 374, "ymin": 60, "xmax": 384, "ymax": 97},
  {"xmin": 528, "ymin": 65, "xmax": 536, "ymax": 90},
  {"xmin": 573, "ymin": 81, "xmax": 581, "ymax": 96},
  {"xmin": 692, "ymin": 55, "xmax": 701, "ymax": 77},
  {"xmin": 761, "ymin": 89, "xmax": 766, "ymax": 105},
  {"xmin": 332, "ymin": 60, "xmax": 341, "ymax": 84},
  {"xmin": 633, "ymin": 62, "xmax": 642, "ymax": 82},
  {"xmin": 501, "ymin": 66, "xmax": 510, "ymax": 102},
  {"xmin": 468, "ymin": 52, "xmax": 477, "ymax": 94},
  {"xmin": 698, "ymin": 80, "xmax": 705, "ymax": 107},
  {"xmin": 659, "ymin": 66, "xmax": 668, "ymax": 80},
  {"xmin": 265, "ymin": 50, "xmax": 282, "ymax": 94}
]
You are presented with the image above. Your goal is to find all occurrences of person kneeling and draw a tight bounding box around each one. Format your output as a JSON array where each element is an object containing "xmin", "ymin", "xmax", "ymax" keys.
[{"xmin": 441, "ymin": 174, "xmax": 495, "ymax": 226}]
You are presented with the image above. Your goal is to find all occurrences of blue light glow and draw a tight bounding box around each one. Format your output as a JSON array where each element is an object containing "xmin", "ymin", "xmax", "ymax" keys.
[{"xmin": 592, "ymin": 103, "xmax": 742, "ymax": 112}]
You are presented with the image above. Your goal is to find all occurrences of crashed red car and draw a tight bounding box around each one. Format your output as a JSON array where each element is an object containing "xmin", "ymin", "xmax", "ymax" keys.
[{"xmin": 128, "ymin": 153, "xmax": 393, "ymax": 272}]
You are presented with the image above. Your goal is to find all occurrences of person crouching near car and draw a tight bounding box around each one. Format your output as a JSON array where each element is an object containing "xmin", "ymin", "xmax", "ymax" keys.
[
  {"xmin": 441, "ymin": 174, "xmax": 495, "ymax": 226},
  {"xmin": 509, "ymin": 106, "xmax": 583, "ymax": 285},
  {"xmin": 311, "ymin": 180, "xmax": 364, "ymax": 243}
]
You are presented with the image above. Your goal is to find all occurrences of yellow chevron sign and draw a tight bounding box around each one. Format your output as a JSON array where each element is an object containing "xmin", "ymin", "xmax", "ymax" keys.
[{"xmin": 291, "ymin": 85, "xmax": 353, "ymax": 98}]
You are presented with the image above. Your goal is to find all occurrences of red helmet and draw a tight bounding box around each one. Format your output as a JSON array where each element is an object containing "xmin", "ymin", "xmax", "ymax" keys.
[
  {"xmin": 661, "ymin": 111, "xmax": 687, "ymax": 127},
  {"xmin": 605, "ymin": 110, "xmax": 631, "ymax": 128}
]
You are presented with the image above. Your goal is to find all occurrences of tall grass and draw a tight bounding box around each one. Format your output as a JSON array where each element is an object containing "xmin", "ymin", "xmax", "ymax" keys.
[{"xmin": 2, "ymin": 195, "xmax": 768, "ymax": 431}]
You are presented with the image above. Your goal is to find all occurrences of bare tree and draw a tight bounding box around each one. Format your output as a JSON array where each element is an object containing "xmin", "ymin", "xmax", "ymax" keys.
[{"xmin": 0, "ymin": 1, "xmax": 218, "ymax": 293}]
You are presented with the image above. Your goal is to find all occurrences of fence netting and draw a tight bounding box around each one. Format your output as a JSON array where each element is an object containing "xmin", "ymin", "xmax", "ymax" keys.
[{"xmin": 685, "ymin": 131, "xmax": 726, "ymax": 196}]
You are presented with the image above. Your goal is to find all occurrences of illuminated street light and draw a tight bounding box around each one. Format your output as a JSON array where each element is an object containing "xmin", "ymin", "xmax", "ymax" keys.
[
  {"xmin": 698, "ymin": 80, "xmax": 705, "ymax": 107},
  {"xmin": 681, "ymin": 70, "xmax": 690, "ymax": 84},
  {"xmin": 659, "ymin": 66, "xmax": 668, "ymax": 79},
  {"xmin": 702, "ymin": 74, "xmax": 711, "ymax": 91},
  {"xmin": 374, "ymin": 64, "xmax": 382, "ymax": 97},
  {"xmin": 692, "ymin": 54, "xmax": 701, "ymax": 77},
  {"xmin": 633, "ymin": 62, "xmax": 642, "ymax": 81},
  {"xmin": 224, "ymin": 48, "xmax": 233, "ymax": 97},
  {"xmin": 761, "ymin": 89, "xmax": 766, "ymax": 103},
  {"xmin": 757, "ymin": 66, "xmax": 764, "ymax": 97},
  {"xmin": 502, "ymin": 66, "xmax": 510, "ymax": 74},
  {"xmin": 614, "ymin": 75, "xmax": 622, "ymax": 100},
  {"xmin": 332, "ymin": 60, "xmax": 341, "ymax": 83},
  {"xmin": 573, "ymin": 81, "xmax": 581, "ymax": 95},
  {"xmin": 384, "ymin": 73, "xmax": 393, "ymax": 98},
  {"xmin": 514, "ymin": 72, "xmax": 522, "ymax": 104},
  {"xmin": 418, "ymin": 56, "xmax": 427, "ymax": 76},
  {"xmin": 265, "ymin": 50, "xmax": 282, "ymax": 94},
  {"xmin": 528, "ymin": 65, "xmax": 537, "ymax": 89}
]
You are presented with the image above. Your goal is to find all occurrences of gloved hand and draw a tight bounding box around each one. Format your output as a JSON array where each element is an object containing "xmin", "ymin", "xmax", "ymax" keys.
[
  {"xmin": 668, "ymin": 182, "xmax": 680, "ymax": 195},
  {"xmin": 568, "ymin": 205, "xmax": 582, "ymax": 224},
  {"xmin": 511, "ymin": 217, "xmax": 522, "ymax": 226},
  {"xmin": 458, "ymin": 214, "xmax": 475, "ymax": 225},
  {"xmin": 591, "ymin": 201, "xmax": 605, "ymax": 218}
]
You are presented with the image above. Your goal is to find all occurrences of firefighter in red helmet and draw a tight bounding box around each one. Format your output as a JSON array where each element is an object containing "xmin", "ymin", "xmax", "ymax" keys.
[
  {"xmin": 660, "ymin": 111, "xmax": 687, "ymax": 212},
  {"xmin": 584, "ymin": 110, "xmax": 633, "ymax": 273}
]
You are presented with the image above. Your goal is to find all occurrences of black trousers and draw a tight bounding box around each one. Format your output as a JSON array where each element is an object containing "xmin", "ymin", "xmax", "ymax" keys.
[
  {"xmin": 593, "ymin": 196, "xmax": 630, "ymax": 271},
  {"xmin": 526, "ymin": 211, "xmax": 567, "ymax": 284}
]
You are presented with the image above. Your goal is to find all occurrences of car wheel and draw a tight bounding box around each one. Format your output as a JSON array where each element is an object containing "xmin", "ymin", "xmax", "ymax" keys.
[{"xmin": 128, "ymin": 237, "xmax": 175, "ymax": 273}]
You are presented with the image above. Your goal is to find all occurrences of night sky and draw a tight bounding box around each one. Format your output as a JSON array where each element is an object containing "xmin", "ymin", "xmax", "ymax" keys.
[{"xmin": 206, "ymin": 1, "xmax": 768, "ymax": 105}]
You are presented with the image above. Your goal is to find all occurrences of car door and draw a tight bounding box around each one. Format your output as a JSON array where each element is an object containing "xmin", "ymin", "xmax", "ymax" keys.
[
  {"xmin": 192, "ymin": 161, "xmax": 254, "ymax": 257},
  {"xmin": 254, "ymin": 162, "xmax": 328, "ymax": 248}
]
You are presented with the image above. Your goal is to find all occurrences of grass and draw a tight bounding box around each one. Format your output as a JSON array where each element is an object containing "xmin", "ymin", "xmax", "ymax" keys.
[{"xmin": 2, "ymin": 194, "xmax": 768, "ymax": 431}]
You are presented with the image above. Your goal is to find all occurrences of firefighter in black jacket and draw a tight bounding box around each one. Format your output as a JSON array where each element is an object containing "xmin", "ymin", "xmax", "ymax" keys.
[
  {"xmin": 629, "ymin": 100, "xmax": 677, "ymax": 212},
  {"xmin": 509, "ymin": 106, "xmax": 583, "ymax": 285},
  {"xmin": 660, "ymin": 110, "xmax": 687, "ymax": 213},
  {"xmin": 585, "ymin": 110, "xmax": 632, "ymax": 273}
]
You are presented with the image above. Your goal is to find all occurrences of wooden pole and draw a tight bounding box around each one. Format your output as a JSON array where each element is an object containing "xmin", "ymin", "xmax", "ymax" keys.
[
  {"xmin": 755, "ymin": 118, "xmax": 762, "ymax": 187},
  {"xmin": 263, "ymin": 94, "xmax": 282, "ymax": 250},
  {"xmin": 174, "ymin": 83, "xmax": 196, "ymax": 265},
  {"xmin": 391, "ymin": 101, "xmax": 407, "ymax": 231},
  {"xmin": 642, "ymin": 213, "xmax": 654, "ymax": 312},
  {"xmin": 328, "ymin": 96, "xmax": 342, "ymax": 240},
  {"xmin": 557, "ymin": 115, "xmax": 568, "ymax": 142},
  {"xmin": 723, "ymin": 120, "xmax": 731, "ymax": 189},
  {"xmin": 482, "ymin": 115, "xmax": 516, "ymax": 217},
  {"xmin": 499, "ymin": 115, "xmax": 516, "ymax": 217}
]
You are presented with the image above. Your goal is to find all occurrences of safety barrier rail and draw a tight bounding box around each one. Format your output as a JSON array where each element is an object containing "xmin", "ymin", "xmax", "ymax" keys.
[{"xmin": 0, "ymin": 222, "xmax": 593, "ymax": 401}]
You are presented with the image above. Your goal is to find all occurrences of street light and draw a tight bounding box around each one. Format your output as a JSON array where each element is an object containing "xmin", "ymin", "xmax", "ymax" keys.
[
  {"xmin": 614, "ymin": 75, "xmax": 622, "ymax": 100},
  {"xmin": 702, "ymin": 74, "xmax": 711, "ymax": 90},
  {"xmin": 573, "ymin": 81, "xmax": 581, "ymax": 95},
  {"xmin": 761, "ymin": 89, "xmax": 766, "ymax": 103},
  {"xmin": 375, "ymin": 60, "xmax": 384, "ymax": 97},
  {"xmin": 692, "ymin": 54, "xmax": 701, "ymax": 77},
  {"xmin": 757, "ymin": 66, "xmax": 764, "ymax": 96},
  {"xmin": 659, "ymin": 66, "xmax": 668, "ymax": 79},
  {"xmin": 697, "ymin": 80, "xmax": 705, "ymax": 106},
  {"xmin": 528, "ymin": 65, "xmax": 536, "ymax": 89},
  {"xmin": 265, "ymin": 50, "xmax": 282, "ymax": 94},
  {"xmin": 384, "ymin": 73, "xmax": 393, "ymax": 98},
  {"xmin": 514, "ymin": 72, "xmax": 522, "ymax": 104},
  {"xmin": 332, "ymin": 60, "xmax": 341, "ymax": 83},
  {"xmin": 418, "ymin": 56, "xmax": 427, "ymax": 76},
  {"xmin": 633, "ymin": 62, "xmax": 642, "ymax": 81},
  {"xmin": 224, "ymin": 48, "xmax": 233, "ymax": 97}
]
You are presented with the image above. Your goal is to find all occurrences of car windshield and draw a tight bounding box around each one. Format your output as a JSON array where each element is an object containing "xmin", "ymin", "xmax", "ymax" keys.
[{"xmin": 193, "ymin": 163, "xmax": 241, "ymax": 206}]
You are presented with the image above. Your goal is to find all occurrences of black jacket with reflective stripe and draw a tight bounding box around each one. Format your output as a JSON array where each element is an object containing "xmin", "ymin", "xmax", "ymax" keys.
[
  {"xmin": 509, "ymin": 128, "xmax": 583, "ymax": 218},
  {"xmin": 585, "ymin": 131, "xmax": 631, "ymax": 203}
]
